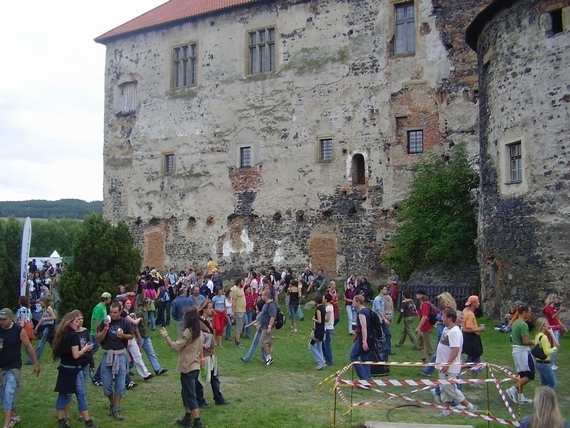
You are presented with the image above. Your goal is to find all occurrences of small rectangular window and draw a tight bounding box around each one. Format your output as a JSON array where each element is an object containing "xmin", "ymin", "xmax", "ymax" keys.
[
  {"xmin": 164, "ymin": 154, "xmax": 175, "ymax": 174},
  {"xmin": 173, "ymin": 43, "xmax": 197, "ymax": 88},
  {"xmin": 248, "ymin": 28, "xmax": 276, "ymax": 75},
  {"xmin": 509, "ymin": 143, "xmax": 522, "ymax": 182},
  {"xmin": 408, "ymin": 130, "xmax": 423, "ymax": 154},
  {"xmin": 240, "ymin": 147, "xmax": 252, "ymax": 168},
  {"xmin": 395, "ymin": 3, "xmax": 415, "ymax": 55},
  {"xmin": 320, "ymin": 139, "xmax": 333, "ymax": 161}
]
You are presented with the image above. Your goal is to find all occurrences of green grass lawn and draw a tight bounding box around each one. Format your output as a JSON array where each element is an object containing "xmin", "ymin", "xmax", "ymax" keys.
[{"xmin": 17, "ymin": 308, "xmax": 569, "ymax": 427}]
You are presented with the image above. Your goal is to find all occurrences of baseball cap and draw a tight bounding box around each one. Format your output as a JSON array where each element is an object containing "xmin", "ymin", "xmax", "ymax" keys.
[
  {"xmin": 0, "ymin": 308, "xmax": 14, "ymax": 319},
  {"xmin": 101, "ymin": 292, "xmax": 112, "ymax": 299},
  {"xmin": 416, "ymin": 288, "xmax": 427, "ymax": 296},
  {"xmin": 465, "ymin": 295, "xmax": 479, "ymax": 306}
]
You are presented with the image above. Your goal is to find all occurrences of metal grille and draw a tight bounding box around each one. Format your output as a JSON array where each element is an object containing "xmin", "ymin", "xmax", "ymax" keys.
[
  {"xmin": 240, "ymin": 147, "xmax": 251, "ymax": 168},
  {"xmin": 320, "ymin": 139, "xmax": 333, "ymax": 161},
  {"xmin": 408, "ymin": 130, "xmax": 423, "ymax": 154}
]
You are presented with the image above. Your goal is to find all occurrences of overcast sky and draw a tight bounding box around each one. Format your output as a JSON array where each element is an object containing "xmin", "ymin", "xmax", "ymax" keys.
[{"xmin": 0, "ymin": 0, "xmax": 165, "ymax": 202}]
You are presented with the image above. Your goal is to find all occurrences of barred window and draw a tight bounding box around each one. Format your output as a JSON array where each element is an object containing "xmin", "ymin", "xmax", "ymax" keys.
[
  {"xmin": 173, "ymin": 43, "xmax": 197, "ymax": 88},
  {"xmin": 240, "ymin": 147, "xmax": 252, "ymax": 168},
  {"xmin": 408, "ymin": 130, "xmax": 423, "ymax": 154},
  {"xmin": 249, "ymin": 28, "xmax": 276, "ymax": 74},
  {"xmin": 164, "ymin": 154, "xmax": 175, "ymax": 174},
  {"xmin": 320, "ymin": 139, "xmax": 333, "ymax": 161}
]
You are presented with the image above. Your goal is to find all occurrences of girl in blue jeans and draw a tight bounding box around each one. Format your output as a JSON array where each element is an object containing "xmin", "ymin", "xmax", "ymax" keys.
[{"xmin": 52, "ymin": 310, "xmax": 98, "ymax": 428}]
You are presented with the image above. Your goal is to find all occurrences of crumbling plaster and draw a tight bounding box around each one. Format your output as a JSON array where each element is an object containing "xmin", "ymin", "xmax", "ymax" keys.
[{"xmin": 101, "ymin": 0, "xmax": 484, "ymax": 276}]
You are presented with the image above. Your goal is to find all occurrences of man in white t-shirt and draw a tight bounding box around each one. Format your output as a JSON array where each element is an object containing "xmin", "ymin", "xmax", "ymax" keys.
[{"xmin": 435, "ymin": 309, "xmax": 477, "ymax": 417}]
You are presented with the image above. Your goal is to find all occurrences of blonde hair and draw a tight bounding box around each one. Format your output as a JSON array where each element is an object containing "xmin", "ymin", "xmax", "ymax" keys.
[
  {"xmin": 534, "ymin": 317, "xmax": 548, "ymax": 334},
  {"xmin": 545, "ymin": 293, "xmax": 558, "ymax": 306},
  {"xmin": 437, "ymin": 292, "xmax": 457, "ymax": 311},
  {"xmin": 528, "ymin": 386, "xmax": 567, "ymax": 428}
]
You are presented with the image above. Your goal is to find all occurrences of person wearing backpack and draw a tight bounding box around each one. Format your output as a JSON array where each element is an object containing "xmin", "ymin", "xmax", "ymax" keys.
[
  {"xmin": 415, "ymin": 289, "xmax": 434, "ymax": 364},
  {"xmin": 258, "ymin": 289, "xmax": 278, "ymax": 366},
  {"xmin": 532, "ymin": 317, "xmax": 559, "ymax": 389},
  {"xmin": 157, "ymin": 280, "xmax": 171, "ymax": 328},
  {"xmin": 349, "ymin": 295, "xmax": 373, "ymax": 381}
]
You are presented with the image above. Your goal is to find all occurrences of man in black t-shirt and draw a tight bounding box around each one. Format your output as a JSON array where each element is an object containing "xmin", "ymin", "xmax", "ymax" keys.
[
  {"xmin": 96, "ymin": 302, "xmax": 133, "ymax": 421},
  {"xmin": 0, "ymin": 308, "xmax": 40, "ymax": 428}
]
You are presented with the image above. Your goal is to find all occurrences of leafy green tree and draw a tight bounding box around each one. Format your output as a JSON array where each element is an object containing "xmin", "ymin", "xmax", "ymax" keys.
[
  {"xmin": 383, "ymin": 143, "xmax": 479, "ymax": 280},
  {"xmin": 58, "ymin": 214, "xmax": 141, "ymax": 327},
  {"xmin": 0, "ymin": 218, "xmax": 23, "ymax": 308},
  {"xmin": 30, "ymin": 218, "xmax": 82, "ymax": 256}
]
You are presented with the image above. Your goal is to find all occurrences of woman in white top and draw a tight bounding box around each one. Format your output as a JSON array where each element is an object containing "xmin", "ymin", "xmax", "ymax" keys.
[{"xmin": 322, "ymin": 293, "xmax": 335, "ymax": 366}]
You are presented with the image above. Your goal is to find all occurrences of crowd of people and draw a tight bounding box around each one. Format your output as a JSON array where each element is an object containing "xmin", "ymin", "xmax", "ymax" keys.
[{"xmin": 0, "ymin": 262, "xmax": 567, "ymax": 428}]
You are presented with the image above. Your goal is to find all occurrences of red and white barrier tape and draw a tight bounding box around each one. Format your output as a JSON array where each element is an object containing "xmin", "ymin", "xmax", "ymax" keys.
[{"xmin": 331, "ymin": 361, "xmax": 522, "ymax": 427}]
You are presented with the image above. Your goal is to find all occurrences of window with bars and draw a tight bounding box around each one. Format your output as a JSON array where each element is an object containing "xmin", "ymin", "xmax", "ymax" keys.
[
  {"xmin": 395, "ymin": 3, "xmax": 415, "ymax": 55},
  {"xmin": 320, "ymin": 138, "xmax": 333, "ymax": 161},
  {"xmin": 164, "ymin": 154, "xmax": 175, "ymax": 174},
  {"xmin": 509, "ymin": 142, "xmax": 522, "ymax": 182},
  {"xmin": 240, "ymin": 147, "xmax": 252, "ymax": 168},
  {"xmin": 248, "ymin": 28, "xmax": 276, "ymax": 75},
  {"xmin": 118, "ymin": 81, "xmax": 137, "ymax": 115},
  {"xmin": 173, "ymin": 43, "xmax": 197, "ymax": 88},
  {"xmin": 407, "ymin": 130, "xmax": 423, "ymax": 154}
]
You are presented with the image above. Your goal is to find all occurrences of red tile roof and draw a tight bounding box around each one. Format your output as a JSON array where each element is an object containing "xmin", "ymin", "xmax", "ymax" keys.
[{"xmin": 95, "ymin": 0, "xmax": 259, "ymax": 43}]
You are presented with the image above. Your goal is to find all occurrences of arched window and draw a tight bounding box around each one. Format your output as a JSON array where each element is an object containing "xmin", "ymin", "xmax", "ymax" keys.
[{"xmin": 352, "ymin": 154, "xmax": 365, "ymax": 185}]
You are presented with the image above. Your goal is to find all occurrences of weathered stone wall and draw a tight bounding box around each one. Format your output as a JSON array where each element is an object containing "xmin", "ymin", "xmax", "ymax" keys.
[
  {"xmin": 473, "ymin": 0, "xmax": 570, "ymax": 317},
  {"xmin": 100, "ymin": 0, "xmax": 487, "ymax": 279}
]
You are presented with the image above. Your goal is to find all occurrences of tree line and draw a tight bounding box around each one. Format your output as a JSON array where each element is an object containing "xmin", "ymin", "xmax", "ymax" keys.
[
  {"xmin": 0, "ymin": 215, "xmax": 140, "ymax": 325},
  {"xmin": 0, "ymin": 199, "xmax": 102, "ymax": 219}
]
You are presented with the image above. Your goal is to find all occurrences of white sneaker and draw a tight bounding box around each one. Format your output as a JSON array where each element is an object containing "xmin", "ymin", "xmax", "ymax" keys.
[
  {"xmin": 519, "ymin": 394, "xmax": 532, "ymax": 404},
  {"xmin": 551, "ymin": 365, "xmax": 558, "ymax": 371},
  {"xmin": 292, "ymin": 328, "xmax": 297, "ymax": 333},
  {"xmin": 265, "ymin": 356, "xmax": 274, "ymax": 366},
  {"xmin": 454, "ymin": 404, "xmax": 466, "ymax": 410},
  {"xmin": 436, "ymin": 412, "xmax": 449, "ymax": 418},
  {"xmin": 431, "ymin": 388, "xmax": 441, "ymax": 404},
  {"xmin": 506, "ymin": 387, "xmax": 517, "ymax": 403}
]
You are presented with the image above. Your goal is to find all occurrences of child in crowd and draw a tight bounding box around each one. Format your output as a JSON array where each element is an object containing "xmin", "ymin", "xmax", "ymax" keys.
[
  {"xmin": 212, "ymin": 287, "xmax": 227, "ymax": 347},
  {"xmin": 494, "ymin": 305, "xmax": 517, "ymax": 332}
]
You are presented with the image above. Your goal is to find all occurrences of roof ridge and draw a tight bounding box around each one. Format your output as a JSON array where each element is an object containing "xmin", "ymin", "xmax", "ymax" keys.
[{"xmin": 95, "ymin": 0, "xmax": 259, "ymax": 44}]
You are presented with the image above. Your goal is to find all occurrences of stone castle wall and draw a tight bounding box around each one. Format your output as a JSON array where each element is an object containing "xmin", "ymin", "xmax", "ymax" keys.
[
  {"xmin": 472, "ymin": 0, "xmax": 570, "ymax": 317},
  {"xmin": 100, "ymin": 0, "xmax": 488, "ymax": 279}
]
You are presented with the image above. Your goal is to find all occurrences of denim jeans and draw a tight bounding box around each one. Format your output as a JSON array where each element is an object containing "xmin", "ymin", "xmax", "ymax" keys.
[
  {"xmin": 1, "ymin": 370, "xmax": 18, "ymax": 410},
  {"xmin": 137, "ymin": 337, "xmax": 163, "ymax": 373},
  {"xmin": 535, "ymin": 361, "xmax": 556, "ymax": 388},
  {"xmin": 224, "ymin": 314, "xmax": 232, "ymax": 340},
  {"xmin": 35, "ymin": 325, "xmax": 52, "ymax": 361},
  {"xmin": 242, "ymin": 330, "xmax": 266, "ymax": 363},
  {"xmin": 550, "ymin": 330, "xmax": 561, "ymax": 366},
  {"xmin": 100, "ymin": 353, "xmax": 127, "ymax": 397},
  {"xmin": 350, "ymin": 340, "xmax": 371, "ymax": 380},
  {"xmin": 308, "ymin": 340, "xmax": 326, "ymax": 367},
  {"xmin": 157, "ymin": 301, "xmax": 169, "ymax": 327},
  {"xmin": 55, "ymin": 365, "xmax": 88, "ymax": 412},
  {"xmin": 180, "ymin": 370, "xmax": 199, "ymax": 411},
  {"xmin": 245, "ymin": 310, "xmax": 253, "ymax": 339},
  {"xmin": 323, "ymin": 329, "xmax": 333, "ymax": 366},
  {"xmin": 196, "ymin": 366, "xmax": 225, "ymax": 405},
  {"xmin": 288, "ymin": 305, "xmax": 298, "ymax": 324},
  {"xmin": 346, "ymin": 305, "xmax": 355, "ymax": 334},
  {"xmin": 297, "ymin": 306, "xmax": 305, "ymax": 320},
  {"xmin": 148, "ymin": 311, "xmax": 156, "ymax": 330}
]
